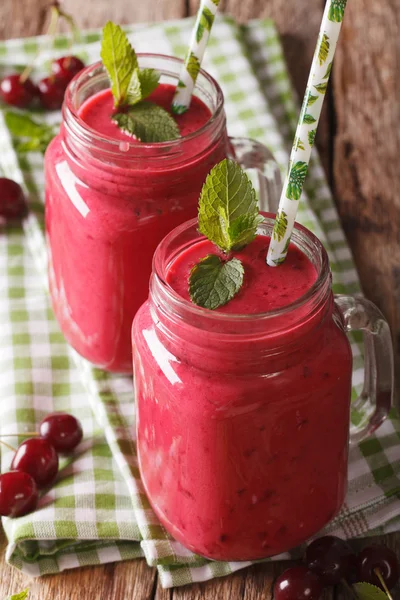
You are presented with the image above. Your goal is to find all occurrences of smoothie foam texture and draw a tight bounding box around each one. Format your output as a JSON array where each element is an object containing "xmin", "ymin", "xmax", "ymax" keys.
[{"xmin": 0, "ymin": 15, "xmax": 399, "ymax": 589}]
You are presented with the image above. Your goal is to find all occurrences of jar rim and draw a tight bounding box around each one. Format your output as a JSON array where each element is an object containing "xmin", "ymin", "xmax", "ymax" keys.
[
  {"xmin": 152, "ymin": 214, "xmax": 331, "ymax": 323},
  {"xmin": 63, "ymin": 54, "xmax": 225, "ymax": 156}
]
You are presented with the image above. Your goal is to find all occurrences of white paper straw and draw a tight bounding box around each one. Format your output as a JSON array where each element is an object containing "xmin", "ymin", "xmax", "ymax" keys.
[
  {"xmin": 267, "ymin": 0, "xmax": 348, "ymax": 266},
  {"xmin": 171, "ymin": 0, "xmax": 220, "ymax": 114}
]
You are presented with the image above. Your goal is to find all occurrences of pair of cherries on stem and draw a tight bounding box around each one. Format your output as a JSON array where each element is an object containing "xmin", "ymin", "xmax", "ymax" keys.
[
  {"xmin": 274, "ymin": 535, "xmax": 399, "ymax": 599},
  {"xmin": 0, "ymin": 413, "xmax": 83, "ymax": 518},
  {"xmin": 0, "ymin": 55, "xmax": 84, "ymax": 110}
]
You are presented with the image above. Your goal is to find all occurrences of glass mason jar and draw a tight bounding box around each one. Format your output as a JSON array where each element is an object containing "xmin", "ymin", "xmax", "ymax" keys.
[
  {"xmin": 132, "ymin": 216, "xmax": 393, "ymax": 561},
  {"xmin": 44, "ymin": 54, "xmax": 280, "ymax": 373}
]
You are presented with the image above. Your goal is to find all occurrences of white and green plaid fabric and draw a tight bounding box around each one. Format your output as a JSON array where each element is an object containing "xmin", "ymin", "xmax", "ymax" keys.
[{"xmin": 0, "ymin": 16, "xmax": 399, "ymax": 589}]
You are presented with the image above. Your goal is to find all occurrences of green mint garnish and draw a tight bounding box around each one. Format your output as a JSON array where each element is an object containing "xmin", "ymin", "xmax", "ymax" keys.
[
  {"xmin": 198, "ymin": 159, "xmax": 263, "ymax": 253},
  {"xmin": 5, "ymin": 111, "xmax": 55, "ymax": 154},
  {"xmin": 112, "ymin": 102, "xmax": 180, "ymax": 143},
  {"xmin": 352, "ymin": 582, "xmax": 390, "ymax": 600},
  {"xmin": 101, "ymin": 22, "xmax": 179, "ymax": 142},
  {"xmin": 189, "ymin": 159, "xmax": 262, "ymax": 310},
  {"xmin": 100, "ymin": 21, "xmax": 139, "ymax": 108},
  {"xmin": 126, "ymin": 67, "xmax": 161, "ymax": 106},
  {"xmin": 6, "ymin": 589, "xmax": 29, "ymax": 600},
  {"xmin": 189, "ymin": 255, "xmax": 244, "ymax": 310}
]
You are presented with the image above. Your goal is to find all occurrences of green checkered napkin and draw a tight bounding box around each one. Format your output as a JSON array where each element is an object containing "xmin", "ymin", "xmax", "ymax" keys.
[{"xmin": 0, "ymin": 16, "xmax": 399, "ymax": 588}]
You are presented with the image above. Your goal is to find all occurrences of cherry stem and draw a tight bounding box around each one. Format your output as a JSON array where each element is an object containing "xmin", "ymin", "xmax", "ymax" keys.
[
  {"xmin": 341, "ymin": 578, "xmax": 359, "ymax": 600},
  {"xmin": 58, "ymin": 9, "xmax": 81, "ymax": 50},
  {"xmin": 0, "ymin": 439, "xmax": 17, "ymax": 453},
  {"xmin": 374, "ymin": 567, "xmax": 393, "ymax": 600},
  {"xmin": 20, "ymin": 4, "xmax": 60, "ymax": 83}
]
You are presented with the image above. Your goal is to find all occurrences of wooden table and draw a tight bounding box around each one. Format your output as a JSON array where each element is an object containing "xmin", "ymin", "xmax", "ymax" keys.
[{"xmin": 1, "ymin": 1, "xmax": 399, "ymax": 598}]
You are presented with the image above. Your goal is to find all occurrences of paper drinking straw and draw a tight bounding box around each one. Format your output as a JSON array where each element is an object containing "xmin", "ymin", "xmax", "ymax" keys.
[
  {"xmin": 171, "ymin": 0, "xmax": 220, "ymax": 114},
  {"xmin": 267, "ymin": 0, "xmax": 348, "ymax": 267}
]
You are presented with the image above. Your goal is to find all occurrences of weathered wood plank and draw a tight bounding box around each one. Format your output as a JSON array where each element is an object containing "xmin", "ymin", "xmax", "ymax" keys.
[
  {"xmin": 334, "ymin": 0, "xmax": 400, "ymax": 375},
  {"xmin": 0, "ymin": 0, "xmax": 186, "ymax": 40},
  {"xmin": 0, "ymin": 1, "xmax": 49, "ymax": 40}
]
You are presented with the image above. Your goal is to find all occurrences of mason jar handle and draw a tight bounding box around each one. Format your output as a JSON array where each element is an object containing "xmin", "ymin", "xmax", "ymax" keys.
[
  {"xmin": 228, "ymin": 137, "xmax": 282, "ymax": 213},
  {"xmin": 334, "ymin": 295, "xmax": 394, "ymax": 444}
]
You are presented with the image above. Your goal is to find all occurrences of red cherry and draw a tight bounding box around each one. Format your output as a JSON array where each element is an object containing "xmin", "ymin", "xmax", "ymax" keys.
[
  {"xmin": 273, "ymin": 566, "xmax": 323, "ymax": 600},
  {"xmin": 38, "ymin": 76, "xmax": 67, "ymax": 110},
  {"xmin": 51, "ymin": 56, "xmax": 85, "ymax": 84},
  {"xmin": 0, "ymin": 178, "xmax": 27, "ymax": 220},
  {"xmin": 11, "ymin": 438, "xmax": 59, "ymax": 488},
  {"xmin": 356, "ymin": 544, "xmax": 399, "ymax": 591},
  {"xmin": 0, "ymin": 471, "xmax": 38, "ymax": 517},
  {"xmin": 0, "ymin": 74, "xmax": 37, "ymax": 108},
  {"xmin": 305, "ymin": 535, "xmax": 356, "ymax": 585},
  {"xmin": 40, "ymin": 413, "xmax": 83, "ymax": 453}
]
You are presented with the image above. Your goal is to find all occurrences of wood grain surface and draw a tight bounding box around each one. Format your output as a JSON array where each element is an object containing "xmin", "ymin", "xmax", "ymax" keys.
[
  {"xmin": 334, "ymin": 0, "xmax": 400, "ymax": 373},
  {"xmin": 0, "ymin": 0, "xmax": 399, "ymax": 598}
]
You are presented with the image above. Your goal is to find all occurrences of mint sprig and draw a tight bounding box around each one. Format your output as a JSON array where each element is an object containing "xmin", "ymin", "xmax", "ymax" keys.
[
  {"xmin": 101, "ymin": 22, "xmax": 179, "ymax": 142},
  {"xmin": 5, "ymin": 111, "xmax": 55, "ymax": 154},
  {"xmin": 189, "ymin": 159, "xmax": 262, "ymax": 310},
  {"xmin": 100, "ymin": 21, "xmax": 138, "ymax": 108},
  {"xmin": 127, "ymin": 68, "xmax": 160, "ymax": 105},
  {"xmin": 189, "ymin": 255, "xmax": 244, "ymax": 310},
  {"xmin": 198, "ymin": 159, "xmax": 263, "ymax": 253},
  {"xmin": 112, "ymin": 103, "xmax": 180, "ymax": 143}
]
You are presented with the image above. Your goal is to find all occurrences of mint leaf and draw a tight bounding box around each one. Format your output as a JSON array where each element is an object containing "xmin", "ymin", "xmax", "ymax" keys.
[
  {"xmin": 5, "ymin": 111, "xmax": 55, "ymax": 154},
  {"xmin": 126, "ymin": 69, "xmax": 142, "ymax": 105},
  {"xmin": 198, "ymin": 159, "xmax": 263, "ymax": 252},
  {"xmin": 318, "ymin": 33, "xmax": 330, "ymax": 65},
  {"xmin": 314, "ymin": 82, "xmax": 328, "ymax": 94},
  {"xmin": 352, "ymin": 582, "xmax": 389, "ymax": 600},
  {"xmin": 308, "ymin": 129, "xmax": 316, "ymax": 147},
  {"xmin": 328, "ymin": 0, "xmax": 347, "ymax": 22},
  {"xmin": 286, "ymin": 161, "xmax": 308, "ymax": 200},
  {"xmin": 138, "ymin": 68, "xmax": 160, "ymax": 99},
  {"xmin": 303, "ymin": 113, "xmax": 316, "ymax": 125},
  {"xmin": 112, "ymin": 102, "xmax": 180, "ymax": 142},
  {"xmin": 189, "ymin": 255, "xmax": 244, "ymax": 310},
  {"xmin": 127, "ymin": 68, "xmax": 161, "ymax": 105},
  {"xmin": 201, "ymin": 7, "xmax": 215, "ymax": 30},
  {"xmin": 196, "ymin": 22, "xmax": 205, "ymax": 43},
  {"xmin": 6, "ymin": 589, "xmax": 29, "ymax": 600},
  {"xmin": 323, "ymin": 61, "xmax": 333, "ymax": 79},
  {"xmin": 272, "ymin": 209, "xmax": 288, "ymax": 241},
  {"xmin": 307, "ymin": 94, "xmax": 319, "ymax": 107},
  {"xmin": 101, "ymin": 21, "xmax": 138, "ymax": 107},
  {"xmin": 187, "ymin": 52, "xmax": 200, "ymax": 83},
  {"xmin": 172, "ymin": 104, "xmax": 187, "ymax": 115}
]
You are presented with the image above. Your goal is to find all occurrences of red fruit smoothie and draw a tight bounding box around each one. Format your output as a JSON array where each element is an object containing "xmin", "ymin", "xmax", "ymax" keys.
[
  {"xmin": 45, "ymin": 83, "xmax": 227, "ymax": 372},
  {"xmin": 166, "ymin": 236, "xmax": 317, "ymax": 313},
  {"xmin": 79, "ymin": 84, "xmax": 211, "ymax": 140},
  {"xmin": 133, "ymin": 230, "xmax": 353, "ymax": 561}
]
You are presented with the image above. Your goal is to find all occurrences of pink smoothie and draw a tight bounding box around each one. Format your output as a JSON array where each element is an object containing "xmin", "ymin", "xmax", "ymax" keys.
[
  {"xmin": 45, "ymin": 83, "xmax": 227, "ymax": 372},
  {"xmin": 79, "ymin": 84, "xmax": 212, "ymax": 140},
  {"xmin": 133, "ymin": 232, "xmax": 353, "ymax": 560},
  {"xmin": 166, "ymin": 235, "xmax": 317, "ymax": 313}
]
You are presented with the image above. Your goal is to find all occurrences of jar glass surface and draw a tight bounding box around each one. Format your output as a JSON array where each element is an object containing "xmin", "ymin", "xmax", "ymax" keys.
[
  {"xmin": 45, "ymin": 55, "xmax": 227, "ymax": 373},
  {"xmin": 132, "ymin": 216, "xmax": 353, "ymax": 561}
]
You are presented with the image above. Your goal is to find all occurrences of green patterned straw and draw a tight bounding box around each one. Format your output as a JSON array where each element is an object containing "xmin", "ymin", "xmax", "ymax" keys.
[
  {"xmin": 267, "ymin": 0, "xmax": 348, "ymax": 266},
  {"xmin": 171, "ymin": 0, "xmax": 220, "ymax": 114}
]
